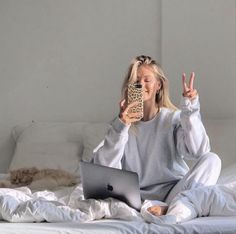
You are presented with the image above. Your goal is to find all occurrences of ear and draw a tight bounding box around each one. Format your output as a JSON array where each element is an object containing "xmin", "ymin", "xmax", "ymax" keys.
[
  {"xmin": 156, "ymin": 79, "xmax": 162, "ymax": 90},
  {"xmin": 156, "ymin": 85, "xmax": 161, "ymax": 93}
]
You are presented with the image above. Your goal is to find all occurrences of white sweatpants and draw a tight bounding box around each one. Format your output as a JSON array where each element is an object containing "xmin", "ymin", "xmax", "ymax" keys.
[
  {"xmin": 141, "ymin": 152, "xmax": 223, "ymax": 224},
  {"xmin": 142, "ymin": 181, "xmax": 236, "ymax": 224},
  {"xmin": 165, "ymin": 152, "xmax": 221, "ymax": 204}
]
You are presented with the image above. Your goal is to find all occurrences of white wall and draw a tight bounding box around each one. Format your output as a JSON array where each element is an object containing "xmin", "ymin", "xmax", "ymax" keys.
[
  {"xmin": 0, "ymin": 0, "xmax": 161, "ymax": 172},
  {"xmin": 0, "ymin": 0, "xmax": 235, "ymax": 172}
]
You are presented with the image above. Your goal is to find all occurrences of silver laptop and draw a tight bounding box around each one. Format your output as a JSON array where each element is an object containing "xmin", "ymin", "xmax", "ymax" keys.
[{"xmin": 80, "ymin": 161, "xmax": 141, "ymax": 210}]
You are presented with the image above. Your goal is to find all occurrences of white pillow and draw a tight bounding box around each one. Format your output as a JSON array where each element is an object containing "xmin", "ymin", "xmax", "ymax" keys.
[
  {"xmin": 9, "ymin": 122, "xmax": 85, "ymax": 175},
  {"xmin": 82, "ymin": 123, "xmax": 110, "ymax": 162}
]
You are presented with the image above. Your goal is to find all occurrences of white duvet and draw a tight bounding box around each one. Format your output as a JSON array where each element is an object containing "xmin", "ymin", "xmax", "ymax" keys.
[
  {"xmin": 0, "ymin": 183, "xmax": 142, "ymax": 223},
  {"xmin": 0, "ymin": 180, "xmax": 236, "ymax": 224}
]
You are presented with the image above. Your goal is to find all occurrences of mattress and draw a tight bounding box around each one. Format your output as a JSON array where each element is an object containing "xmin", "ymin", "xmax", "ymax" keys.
[{"xmin": 1, "ymin": 217, "xmax": 236, "ymax": 234}]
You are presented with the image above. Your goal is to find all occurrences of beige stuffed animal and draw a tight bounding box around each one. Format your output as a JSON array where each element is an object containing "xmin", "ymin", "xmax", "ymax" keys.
[{"xmin": 0, "ymin": 167, "xmax": 79, "ymax": 190}]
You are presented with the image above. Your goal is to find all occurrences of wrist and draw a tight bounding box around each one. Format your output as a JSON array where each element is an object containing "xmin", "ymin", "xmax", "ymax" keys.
[
  {"xmin": 119, "ymin": 116, "xmax": 130, "ymax": 126},
  {"xmin": 113, "ymin": 117, "xmax": 130, "ymax": 134}
]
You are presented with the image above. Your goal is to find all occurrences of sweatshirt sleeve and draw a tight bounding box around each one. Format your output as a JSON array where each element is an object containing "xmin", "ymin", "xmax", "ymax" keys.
[
  {"xmin": 175, "ymin": 96, "xmax": 210, "ymax": 159},
  {"xmin": 92, "ymin": 117, "xmax": 130, "ymax": 169}
]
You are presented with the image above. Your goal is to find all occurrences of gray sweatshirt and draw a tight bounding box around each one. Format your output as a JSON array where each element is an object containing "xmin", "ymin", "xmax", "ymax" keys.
[{"xmin": 93, "ymin": 96, "xmax": 210, "ymax": 201}]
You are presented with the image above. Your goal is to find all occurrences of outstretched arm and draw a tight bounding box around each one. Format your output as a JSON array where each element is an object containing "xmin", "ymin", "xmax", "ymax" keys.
[{"xmin": 176, "ymin": 72, "xmax": 210, "ymax": 158}]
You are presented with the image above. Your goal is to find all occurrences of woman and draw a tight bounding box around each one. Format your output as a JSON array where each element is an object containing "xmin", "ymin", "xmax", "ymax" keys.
[{"xmin": 93, "ymin": 55, "xmax": 221, "ymax": 216}]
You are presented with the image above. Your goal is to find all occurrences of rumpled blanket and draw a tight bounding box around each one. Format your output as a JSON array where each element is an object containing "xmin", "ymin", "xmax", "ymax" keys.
[
  {"xmin": 0, "ymin": 182, "xmax": 236, "ymax": 223},
  {"xmin": 0, "ymin": 184, "xmax": 142, "ymax": 223}
]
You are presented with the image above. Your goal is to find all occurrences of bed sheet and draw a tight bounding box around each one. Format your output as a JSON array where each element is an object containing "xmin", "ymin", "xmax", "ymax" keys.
[{"xmin": 1, "ymin": 217, "xmax": 236, "ymax": 234}]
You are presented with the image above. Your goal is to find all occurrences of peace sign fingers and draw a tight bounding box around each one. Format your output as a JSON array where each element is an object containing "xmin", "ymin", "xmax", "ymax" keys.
[
  {"xmin": 182, "ymin": 72, "xmax": 198, "ymax": 100},
  {"xmin": 182, "ymin": 73, "xmax": 189, "ymax": 93},
  {"xmin": 189, "ymin": 72, "xmax": 195, "ymax": 90}
]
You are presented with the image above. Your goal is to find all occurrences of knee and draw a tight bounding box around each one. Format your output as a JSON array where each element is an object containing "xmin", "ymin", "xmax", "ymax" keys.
[{"xmin": 201, "ymin": 152, "xmax": 222, "ymax": 171}]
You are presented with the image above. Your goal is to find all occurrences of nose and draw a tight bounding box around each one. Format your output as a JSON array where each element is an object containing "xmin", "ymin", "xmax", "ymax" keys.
[
  {"xmin": 138, "ymin": 78, "xmax": 145, "ymax": 86},
  {"xmin": 137, "ymin": 80, "xmax": 145, "ymax": 93}
]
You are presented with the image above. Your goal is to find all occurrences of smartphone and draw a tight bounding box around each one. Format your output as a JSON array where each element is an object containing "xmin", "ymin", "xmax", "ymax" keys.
[{"xmin": 127, "ymin": 83, "xmax": 143, "ymax": 118}]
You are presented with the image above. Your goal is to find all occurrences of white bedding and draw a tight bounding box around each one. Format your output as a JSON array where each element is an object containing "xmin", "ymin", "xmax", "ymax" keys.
[
  {"xmin": 0, "ymin": 178, "xmax": 236, "ymax": 226},
  {"xmin": 0, "ymin": 182, "xmax": 142, "ymax": 223},
  {"xmin": 1, "ymin": 217, "xmax": 236, "ymax": 234},
  {"xmin": 0, "ymin": 172, "xmax": 236, "ymax": 233}
]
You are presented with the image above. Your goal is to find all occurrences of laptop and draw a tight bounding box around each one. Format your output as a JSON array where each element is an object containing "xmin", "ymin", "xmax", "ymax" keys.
[{"xmin": 79, "ymin": 161, "xmax": 142, "ymax": 210}]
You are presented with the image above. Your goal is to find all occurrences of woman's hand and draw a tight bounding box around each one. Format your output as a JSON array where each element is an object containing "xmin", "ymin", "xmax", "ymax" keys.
[
  {"xmin": 119, "ymin": 99, "xmax": 142, "ymax": 125},
  {"xmin": 182, "ymin": 72, "xmax": 198, "ymax": 100}
]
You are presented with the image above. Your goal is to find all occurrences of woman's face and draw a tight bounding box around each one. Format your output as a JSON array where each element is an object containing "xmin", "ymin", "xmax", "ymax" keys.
[{"xmin": 137, "ymin": 65, "xmax": 161, "ymax": 102}]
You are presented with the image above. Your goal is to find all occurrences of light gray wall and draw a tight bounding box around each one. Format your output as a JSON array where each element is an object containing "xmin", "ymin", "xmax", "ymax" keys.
[
  {"xmin": 161, "ymin": 0, "xmax": 236, "ymax": 119},
  {"xmin": 0, "ymin": 0, "xmax": 235, "ymax": 172},
  {"xmin": 0, "ymin": 0, "xmax": 161, "ymax": 172}
]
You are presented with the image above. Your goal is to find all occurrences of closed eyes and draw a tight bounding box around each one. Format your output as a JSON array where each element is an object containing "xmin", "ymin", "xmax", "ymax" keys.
[{"xmin": 137, "ymin": 77, "xmax": 153, "ymax": 83}]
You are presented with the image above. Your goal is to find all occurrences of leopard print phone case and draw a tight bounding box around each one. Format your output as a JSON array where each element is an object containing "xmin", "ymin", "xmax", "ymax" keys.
[{"xmin": 127, "ymin": 83, "xmax": 143, "ymax": 118}]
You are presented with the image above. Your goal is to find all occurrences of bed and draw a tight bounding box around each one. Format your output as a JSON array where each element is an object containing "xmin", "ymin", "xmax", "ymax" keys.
[
  {"xmin": 0, "ymin": 217, "xmax": 236, "ymax": 234},
  {"xmin": 0, "ymin": 120, "xmax": 235, "ymax": 234}
]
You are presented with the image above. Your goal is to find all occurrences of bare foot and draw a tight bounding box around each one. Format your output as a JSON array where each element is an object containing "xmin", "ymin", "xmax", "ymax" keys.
[{"xmin": 147, "ymin": 205, "xmax": 168, "ymax": 216}]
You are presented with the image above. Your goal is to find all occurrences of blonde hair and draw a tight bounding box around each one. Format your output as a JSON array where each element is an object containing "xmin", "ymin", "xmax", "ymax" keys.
[{"xmin": 121, "ymin": 55, "xmax": 177, "ymax": 110}]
